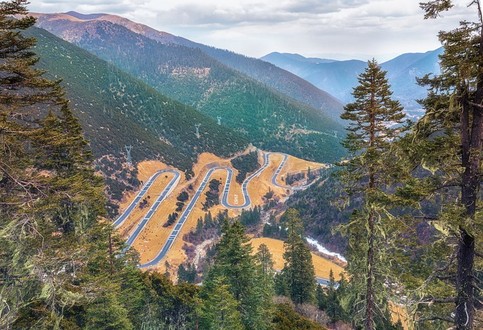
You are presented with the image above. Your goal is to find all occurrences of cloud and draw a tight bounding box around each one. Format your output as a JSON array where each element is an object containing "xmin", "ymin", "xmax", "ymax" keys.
[
  {"xmin": 154, "ymin": 4, "xmax": 296, "ymax": 26},
  {"xmin": 151, "ymin": 0, "xmax": 374, "ymax": 26},
  {"xmin": 283, "ymin": 0, "xmax": 370, "ymax": 14},
  {"xmin": 29, "ymin": 0, "xmax": 150, "ymax": 15},
  {"xmin": 28, "ymin": 0, "xmax": 478, "ymax": 60}
]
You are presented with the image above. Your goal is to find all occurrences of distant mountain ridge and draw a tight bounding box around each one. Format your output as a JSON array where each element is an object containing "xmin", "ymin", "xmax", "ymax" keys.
[
  {"xmin": 262, "ymin": 49, "xmax": 443, "ymax": 118},
  {"xmin": 33, "ymin": 12, "xmax": 346, "ymax": 163}
]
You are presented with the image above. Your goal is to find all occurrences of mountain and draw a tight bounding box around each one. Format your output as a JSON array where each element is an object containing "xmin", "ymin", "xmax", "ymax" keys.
[
  {"xmin": 261, "ymin": 49, "xmax": 443, "ymax": 118},
  {"xmin": 33, "ymin": 12, "xmax": 346, "ymax": 163},
  {"xmin": 34, "ymin": 12, "xmax": 345, "ymax": 125},
  {"xmin": 28, "ymin": 26, "xmax": 248, "ymax": 172},
  {"xmin": 381, "ymin": 49, "xmax": 443, "ymax": 117}
]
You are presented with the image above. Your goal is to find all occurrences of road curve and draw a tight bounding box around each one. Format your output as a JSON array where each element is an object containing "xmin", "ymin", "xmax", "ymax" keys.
[
  {"xmin": 271, "ymin": 153, "xmax": 324, "ymax": 191},
  {"xmin": 141, "ymin": 152, "xmax": 274, "ymax": 267},
  {"xmin": 220, "ymin": 152, "xmax": 270, "ymax": 208},
  {"xmin": 121, "ymin": 169, "xmax": 180, "ymax": 251},
  {"xmin": 113, "ymin": 170, "xmax": 165, "ymax": 228}
]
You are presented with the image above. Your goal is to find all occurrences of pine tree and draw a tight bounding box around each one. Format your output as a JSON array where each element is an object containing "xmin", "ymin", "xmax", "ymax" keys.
[
  {"xmin": 198, "ymin": 275, "xmax": 243, "ymax": 330},
  {"xmin": 0, "ymin": 1, "xmax": 122, "ymax": 327},
  {"xmin": 202, "ymin": 220, "xmax": 271, "ymax": 329},
  {"xmin": 339, "ymin": 60, "xmax": 406, "ymax": 330},
  {"xmin": 396, "ymin": 2, "xmax": 483, "ymax": 329},
  {"xmin": 280, "ymin": 209, "xmax": 316, "ymax": 305},
  {"xmin": 255, "ymin": 243, "xmax": 275, "ymax": 321}
]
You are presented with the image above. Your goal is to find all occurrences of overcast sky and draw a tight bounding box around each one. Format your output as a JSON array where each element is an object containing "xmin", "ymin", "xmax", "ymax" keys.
[{"xmin": 29, "ymin": 0, "xmax": 477, "ymax": 61}]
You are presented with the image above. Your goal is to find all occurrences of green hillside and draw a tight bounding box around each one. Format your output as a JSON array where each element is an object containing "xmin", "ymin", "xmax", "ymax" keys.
[
  {"xmin": 27, "ymin": 26, "xmax": 248, "ymax": 171},
  {"xmin": 34, "ymin": 17, "xmax": 346, "ymax": 162}
]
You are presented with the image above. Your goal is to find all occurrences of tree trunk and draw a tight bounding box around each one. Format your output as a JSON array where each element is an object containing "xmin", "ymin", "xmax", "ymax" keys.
[
  {"xmin": 456, "ymin": 101, "xmax": 481, "ymax": 329},
  {"xmin": 455, "ymin": 24, "xmax": 483, "ymax": 330},
  {"xmin": 365, "ymin": 79, "xmax": 376, "ymax": 330},
  {"xmin": 365, "ymin": 209, "xmax": 375, "ymax": 330},
  {"xmin": 455, "ymin": 230, "xmax": 475, "ymax": 329}
]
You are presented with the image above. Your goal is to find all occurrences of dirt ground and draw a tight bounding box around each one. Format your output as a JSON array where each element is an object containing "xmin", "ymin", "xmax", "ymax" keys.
[{"xmin": 251, "ymin": 237, "xmax": 345, "ymax": 280}]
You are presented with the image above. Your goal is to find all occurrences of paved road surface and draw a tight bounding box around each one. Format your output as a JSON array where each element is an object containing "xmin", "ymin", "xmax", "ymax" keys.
[
  {"xmin": 113, "ymin": 170, "xmax": 164, "ymax": 228},
  {"xmin": 141, "ymin": 152, "xmax": 272, "ymax": 267},
  {"xmin": 119, "ymin": 169, "xmax": 180, "ymax": 251},
  {"xmin": 271, "ymin": 153, "xmax": 324, "ymax": 191},
  {"xmin": 220, "ymin": 152, "xmax": 270, "ymax": 208},
  {"xmin": 140, "ymin": 166, "xmax": 219, "ymax": 267}
]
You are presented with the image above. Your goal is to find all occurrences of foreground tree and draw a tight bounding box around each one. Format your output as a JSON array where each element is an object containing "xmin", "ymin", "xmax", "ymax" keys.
[
  {"xmin": 399, "ymin": 2, "xmax": 482, "ymax": 329},
  {"xmin": 0, "ymin": 1, "xmax": 115, "ymax": 326},
  {"xmin": 198, "ymin": 275, "xmax": 243, "ymax": 330},
  {"xmin": 279, "ymin": 209, "xmax": 316, "ymax": 305},
  {"xmin": 201, "ymin": 221, "xmax": 271, "ymax": 329},
  {"xmin": 339, "ymin": 60, "xmax": 406, "ymax": 329},
  {"xmin": 0, "ymin": 2, "xmax": 202, "ymax": 329}
]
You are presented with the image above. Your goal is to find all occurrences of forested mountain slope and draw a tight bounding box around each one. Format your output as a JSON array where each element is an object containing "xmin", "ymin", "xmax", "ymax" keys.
[
  {"xmin": 35, "ymin": 11, "xmax": 345, "ymax": 124},
  {"xmin": 28, "ymin": 26, "xmax": 248, "ymax": 171},
  {"xmin": 33, "ymin": 13, "xmax": 345, "ymax": 163}
]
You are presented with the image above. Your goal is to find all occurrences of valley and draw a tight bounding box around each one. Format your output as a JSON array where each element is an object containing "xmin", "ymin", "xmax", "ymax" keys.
[
  {"xmin": 3, "ymin": 1, "xmax": 478, "ymax": 328},
  {"xmin": 114, "ymin": 149, "xmax": 343, "ymax": 281}
]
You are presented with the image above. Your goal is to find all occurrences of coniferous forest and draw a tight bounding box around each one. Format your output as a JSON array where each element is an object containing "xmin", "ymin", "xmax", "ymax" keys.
[{"xmin": 1, "ymin": 1, "xmax": 482, "ymax": 329}]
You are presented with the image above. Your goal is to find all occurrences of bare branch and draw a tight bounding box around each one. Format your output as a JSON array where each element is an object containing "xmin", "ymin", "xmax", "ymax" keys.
[
  {"xmin": 435, "ymin": 274, "xmax": 456, "ymax": 281},
  {"xmin": 414, "ymin": 215, "xmax": 439, "ymax": 221},
  {"xmin": 469, "ymin": 0, "xmax": 483, "ymax": 26},
  {"xmin": 421, "ymin": 296, "xmax": 457, "ymax": 304},
  {"xmin": 418, "ymin": 316, "xmax": 455, "ymax": 323}
]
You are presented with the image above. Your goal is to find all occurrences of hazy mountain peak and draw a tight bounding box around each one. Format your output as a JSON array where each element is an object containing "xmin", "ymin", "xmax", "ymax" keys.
[
  {"xmin": 262, "ymin": 52, "xmax": 338, "ymax": 64},
  {"xmin": 64, "ymin": 11, "xmax": 106, "ymax": 20}
]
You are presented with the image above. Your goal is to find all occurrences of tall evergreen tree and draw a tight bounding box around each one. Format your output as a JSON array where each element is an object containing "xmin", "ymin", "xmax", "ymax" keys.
[
  {"xmin": 396, "ymin": 2, "xmax": 483, "ymax": 329},
  {"xmin": 198, "ymin": 275, "xmax": 244, "ymax": 330},
  {"xmin": 254, "ymin": 243, "xmax": 275, "ymax": 319},
  {"xmin": 280, "ymin": 209, "xmax": 316, "ymax": 305},
  {"xmin": 0, "ymin": 2, "xmax": 202, "ymax": 329},
  {"xmin": 339, "ymin": 60, "xmax": 406, "ymax": 329},
  {"xmin": 0, "ymin": 1, "xmax": 121, "ymax": 327},
  {"xmin": 202, "ymin": 220, "xmax": 270, "ymax": 329}
]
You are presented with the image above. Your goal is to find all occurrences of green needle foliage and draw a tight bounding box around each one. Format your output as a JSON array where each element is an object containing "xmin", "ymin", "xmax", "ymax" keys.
[
  {"xmin": 338, "ymin": 60, "xmax": 406, "ymax": 330},
  {"xmin": 1, "ymin": 2, "xmax": 200, "ymax": 329},
  {"xmin": 200, "ymin": 220, "xmax": 273, "ymax": 330},
  {"xmin": 277, "ymin": 209, "xmax": 316, "ymax": 305},
  {"xmin": 198, "ymin": 275, "xmax": 244, "ymax": 330},
  {"xmin": 393, "ymin": 2, "xmax": 483, "ymax": 329},
  {"xmin": 0, "ymin": 1, "xmax": 108, "ymax": 326}
]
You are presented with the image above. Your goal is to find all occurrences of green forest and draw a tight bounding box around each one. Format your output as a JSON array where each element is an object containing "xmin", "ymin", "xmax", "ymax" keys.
[{"xmin": 1, "ymin": 1, "xmax": 482, "ymax": 330}]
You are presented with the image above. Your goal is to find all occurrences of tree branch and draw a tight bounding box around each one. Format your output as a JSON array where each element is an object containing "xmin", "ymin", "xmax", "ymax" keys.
[
  {"xmin": 418, "ymin": 316, "xmax": 455, "ymax": 324},
  {"xmin": 435, "ymin": 274, "xmax": 456, "ymax": 282},
  {"xmin": 414, "ymin": 215, "xmax": 439, "ymax": 221},
  {"xmin": 421, "ymin": 297, "xmax": 457, "ymax": 304}
]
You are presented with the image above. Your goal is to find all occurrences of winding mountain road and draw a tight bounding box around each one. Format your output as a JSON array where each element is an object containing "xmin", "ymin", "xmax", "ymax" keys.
[
  {"xmin": 271, "ymin": 153, "xmax": 326, "ymax": 191},
  {"xmin": 116, "ymin": 152, "xmax": 321, "ymax": 269},
  {"xmin": 118, "ymin": 169, "xmax": 181, "ymax": 251},
  {"xmin": 139, "ymin": 152, "xmax": 316, "ymax": 268}
]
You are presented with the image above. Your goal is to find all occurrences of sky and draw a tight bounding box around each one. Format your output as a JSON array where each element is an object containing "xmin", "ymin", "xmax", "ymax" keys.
[{"xmin": 28, "ymin": 0, "xmax": 477, "ymax": 61}]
